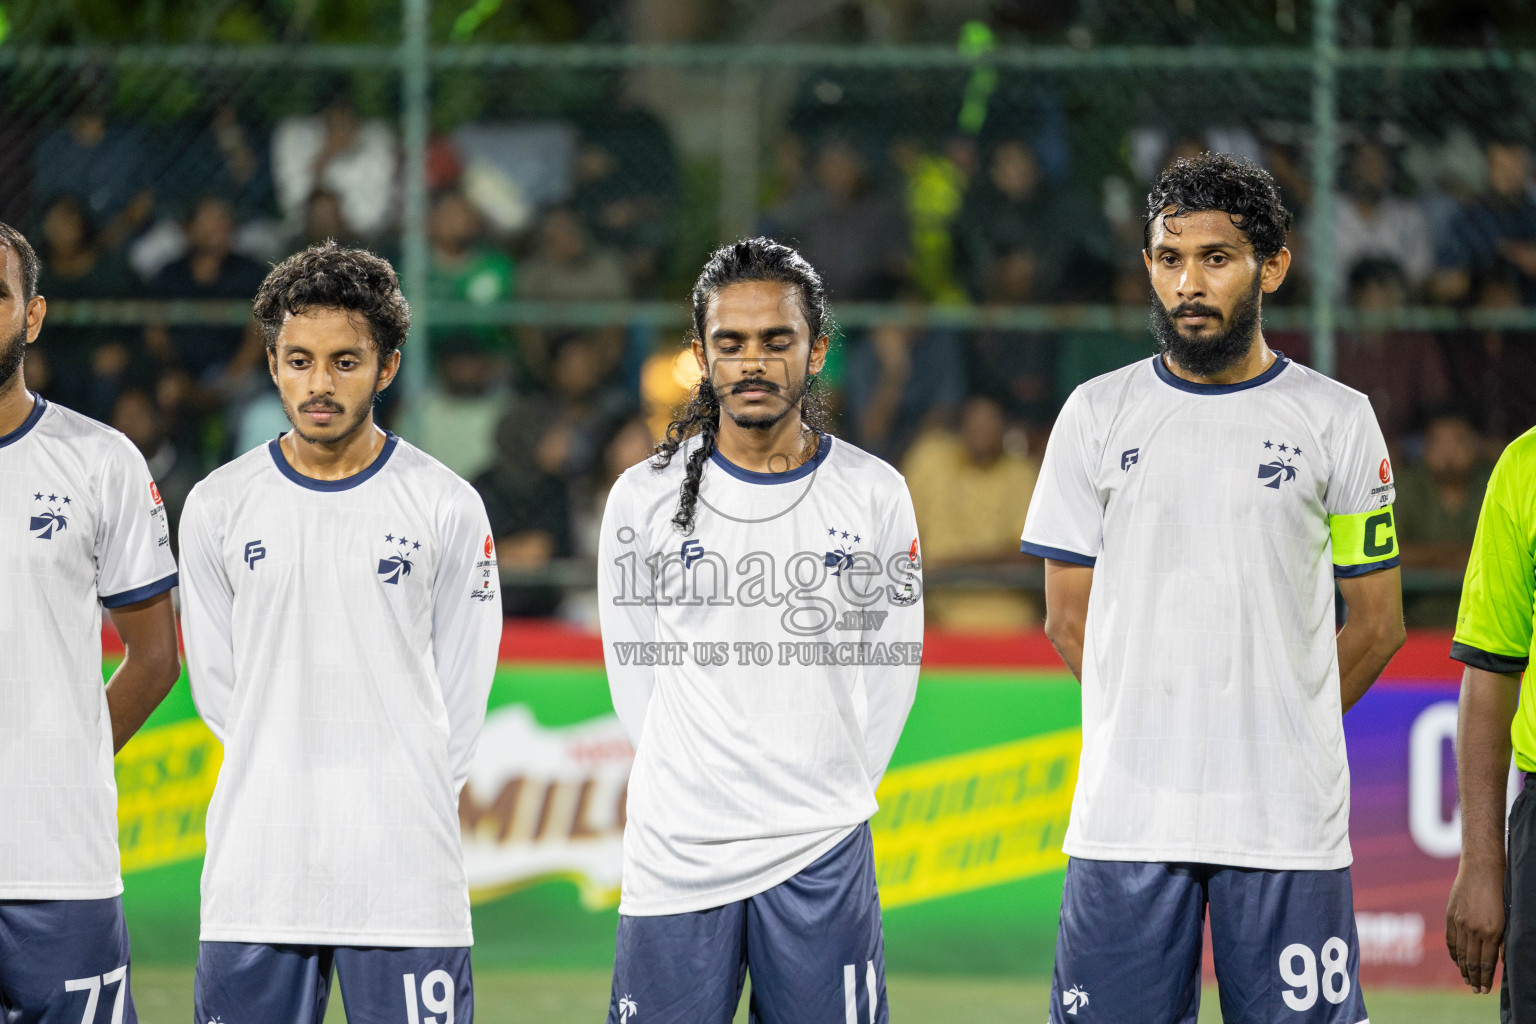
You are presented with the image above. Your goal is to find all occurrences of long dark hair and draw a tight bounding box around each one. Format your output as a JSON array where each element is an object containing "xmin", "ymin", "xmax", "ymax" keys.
[{"xmin": 652, "ymin": 238, "xmax": 835, "ymax": 535}]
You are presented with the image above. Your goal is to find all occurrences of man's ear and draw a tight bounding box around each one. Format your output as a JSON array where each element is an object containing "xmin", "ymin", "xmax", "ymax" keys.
[
  {"xmin": 692, "ymin": 336, "xmax": 707, "ymax": 375},
  {"xmin": 1260, "ymin": 246, "xmax": 1292, "ymax": 294},
  {"xmin": 375, "ymin": 349, "xmax": 403, "ymax": 392},
  {"xmin": 809, "ymin": 334, "xmax": 829, "ymax": 376},
  {"xmin": 24, "ymin": 294, "xmax": 45, "ymax": 344}
]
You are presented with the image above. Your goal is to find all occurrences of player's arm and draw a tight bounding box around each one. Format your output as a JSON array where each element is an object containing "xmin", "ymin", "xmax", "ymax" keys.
[
  {"xmin": 1335, "ymin": 567, "xmax": 1406, "ymax": 712},
  {"xmin": 1448, "ymin": 665, "xmax": 1520, "ymax": 994},
  {"xmin": 178, "ymin": 487, "xmax": 237, "ymax": 741},
  {"xmin": 104, "ymin": 591, "xmax": 180, "ymax": 751},
  {"xmin": 431, "ymin": 487, "xmax": 502, "ymax": 792},
  {"xmin": 1445, "ymin": 453, "xmax": 1534, "ymax": 994},
  {"xmin": 861, "ymin": 484, "xmax": 924, "ymax": 787},
  {"xmin": 1325, "ymin": 396, "xmax": 1405, "ymax": 711},
  {"xmin": 94, "ymin": 433, "xmax": 181, "ymax": 751},
  {"xmin": 1042, "ymin": 560, "xmax": 1093, "ymax": 683},
  {"xmin": 597, "ymin": 474, "xmax": 657, "ymax": 747}
]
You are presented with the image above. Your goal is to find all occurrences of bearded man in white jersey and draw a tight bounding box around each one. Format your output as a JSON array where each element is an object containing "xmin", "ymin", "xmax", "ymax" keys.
[
  {"xmin": 1021, "ymin": 153, "xmax": 1406, "ymax": 1024},
  {"xmin": 598, "ymin": 238, "xmax": 924, "ymax": 1024},
  {"xmin": 179, "ymin": 243, "xmax": 500, "ymax": 1024},
  {"xmin": 0, "ymin": 222, "xmax": 181, "ymax": 1023}
]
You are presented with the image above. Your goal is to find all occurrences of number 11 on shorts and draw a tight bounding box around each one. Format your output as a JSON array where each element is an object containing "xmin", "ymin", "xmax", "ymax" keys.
[{"xmin": 403, "ymin": 970, "xmax": 455, "ymax": 1024}]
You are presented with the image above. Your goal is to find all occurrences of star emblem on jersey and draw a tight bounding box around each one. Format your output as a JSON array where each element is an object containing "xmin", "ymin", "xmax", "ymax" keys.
[
  {"xmin": 824, "ymin": 525, "xmax": 862, "ymax": 576},
  {"xmin": 377, "ymin": 530, "xmax": 415, "ymax": 584},
  {"xmin": 1258, "ymin": 441, "xmax": 1303, "ymax": 489},
  {"xmin": 618, "ymin": 995, "xmax": 638, "ymax": 1022},
  {"xmin": 1063, "ymin": 984, "xmax": 1090, "ymax": 1015},
  {"xmin": 29, "ymin": 490, "xmax": 72, "ymax": 539}
]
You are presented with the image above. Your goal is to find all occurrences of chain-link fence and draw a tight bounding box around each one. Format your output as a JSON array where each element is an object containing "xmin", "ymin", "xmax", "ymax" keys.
[{"xmin": 6, "ymin": 1, "xmax": 1531, "ymax": 625}]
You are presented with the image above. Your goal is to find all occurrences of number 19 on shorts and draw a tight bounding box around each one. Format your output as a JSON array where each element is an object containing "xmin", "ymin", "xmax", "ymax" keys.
[
  {"xmin": 403, "ymin": 970, "xmax": 455, "ymax": 1024},
  {"xmin": 1279, "ymin": 937, "xmax": 1351, "ymax": 1012}
]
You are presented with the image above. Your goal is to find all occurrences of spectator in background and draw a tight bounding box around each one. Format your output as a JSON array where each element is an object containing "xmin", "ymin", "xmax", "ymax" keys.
[
  {"xmin": 843, "ymin": 312, "xmax": 964, "ymax": 464},
  {"xmin": 110, "ymin": 386, "xmax": 200, "ymax": 549},
  {"xmin": 539, "ymin": 330, "xmax": 635, "ymax": 482},
  {"xmin": 397, "ymin": 332, "xmax": 511, "ymax": 482},
  {"xmin": 145, "ymin": 196, "xmax": 267, "ymax": 415},
  {"xmin": 1323, "ymin": 139, "xmax": 1433, "ymax": 299},
  {"xmin": 571, "ymin": 112, "xmax": 678, "ymax": 297},
  {"xmin": 888, "ymin": 132, "xmax": 972, "ymax": 304},
  {"xmin": 954, "ymin": 138, "xmax": 1108, "ymax": 302},
  {"xmin": 34, "ymin": 97, "xmax": 155, "ymax": 252},
  {"xmin": 565, "ymin": 414, "xmax": 657, "ymax": 628},
  {"xmin": 35, "ymin": 195, "xmax": 142, "ymax": 419},
  {"xmin": 516, "ymin": 207, "xmax": 629, "ymax": 386},
  {"xmin": 427, "ymin": 190, "xmax": 515, "ymax": 342},
  {"xmin": 762, "ymin": 136, "xmax": 907, "ymax": 300},
  {"xmin": 473, "ymin": 398, "xmax": 574, "ymax": 618},
  {"xmin": 1441, "ymin": 269, "xmax": 1536, "ymax": 442},
  {"xmin": 1333, "ymin": 258, "xmax": 1449, "ymax": 447},
  {"xmin": 1395, "ymin": 411, "xmax": 1493, "ymax": 627},
  {"xmin": 902, "ymin": 395, "xmax": 1040, "ymax": 631},
  {"xmin": 272, "ymin": 96, "xmax": 398, "ymax": 238},
  {"xmin": 968, "ymin": 246, "xmax": 1058, "ymax": 431},
  {"xmin": 1433, "ymin": 137, "xmax": 1536, "ymax": 305}
]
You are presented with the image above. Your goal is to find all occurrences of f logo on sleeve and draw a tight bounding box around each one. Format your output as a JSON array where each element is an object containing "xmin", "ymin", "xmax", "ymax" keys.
[{"xmin": 244, "ymin": 540, "xmax": 266, "ymax": 569}]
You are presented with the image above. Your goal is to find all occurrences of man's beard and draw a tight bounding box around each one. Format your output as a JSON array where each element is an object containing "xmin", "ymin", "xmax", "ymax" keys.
[
  {"xmin": 0, "ymin": 325, "xmax": 26, "ymax": 394},
  {"xmin": 282, "ymin": 388, "xmax": 376, "ymax": 446},
  {"xmin": 713, "ymin": 370, "xmax": 811, "ymax": 431},
  {"xmin": 1149, "ymin": 274, "xmax": 1263, "ymax": 378}
]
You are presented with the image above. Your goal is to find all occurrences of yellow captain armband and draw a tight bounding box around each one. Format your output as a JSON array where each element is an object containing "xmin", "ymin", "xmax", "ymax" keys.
[{"xmin": 1329, "ymin": 504, "xmax": 1400, "ymax": 574}]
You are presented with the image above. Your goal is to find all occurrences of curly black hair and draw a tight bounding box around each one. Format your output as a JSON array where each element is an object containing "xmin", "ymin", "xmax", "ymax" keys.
[
  {"xmin": 652, "ymin": 237, "xmax": 835, "ymax": 535},
  {"xmin": 253, "ymin": 241, "xmax": 411, "ymax": 360},
  {"xmin": 1144, "ymin": 152, "xmax": 1294, "ymax": 262}
]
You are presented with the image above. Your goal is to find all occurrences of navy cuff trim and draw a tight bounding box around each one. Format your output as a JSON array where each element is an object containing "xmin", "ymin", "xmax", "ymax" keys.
[
  {"xmin": 1333, "ymin": 556, "xmax": 1400, "ymax": 578},
  {"xmin": 101, "ymin": 572, "xmax": 178, "ymax": 608},
  {"xmin": 1451, "ymin": 641, "xmax": 1528, "ymax": 675},
  {"xmin": 1021, "ymin": 541, "xmax": 1097, "ymax": 567}
]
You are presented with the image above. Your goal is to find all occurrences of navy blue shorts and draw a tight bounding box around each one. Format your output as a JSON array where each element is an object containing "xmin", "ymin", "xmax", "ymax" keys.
[
  {"xmin": 608, "ymin": 822, "xmax": 886, "ymax": 1024},
  {"xmin": 1050, "ymin": 859, "xmax": 1369, "ymax": 1024},
  {"xmin": 195, "ymin": 942, "xmax": 472, "ymax": 1024},
  {"xmin": 0, "ymin": 897, "xmax": 137, "ymax": 1024}
]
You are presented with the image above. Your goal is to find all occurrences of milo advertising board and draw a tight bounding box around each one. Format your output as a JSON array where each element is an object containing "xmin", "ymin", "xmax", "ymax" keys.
[{"xmin": 112, "ymin": 625, "xmax": 1471, "ymax": 984}]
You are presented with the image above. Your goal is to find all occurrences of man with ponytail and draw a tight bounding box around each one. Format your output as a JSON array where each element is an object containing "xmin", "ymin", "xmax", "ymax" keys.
[{"xmin": 597, "ymin": 238, "xmax": 924, "ymax": 1023}]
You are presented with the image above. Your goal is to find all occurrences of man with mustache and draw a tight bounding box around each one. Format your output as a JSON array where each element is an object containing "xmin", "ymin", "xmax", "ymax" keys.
[
  {"xmin": 1021, "ymin": 153, "xmax": 1405, "ymax": 1023},
  {"xmin": 597, "ymin": 238, "xmax": 924, "ymax": 1023},
  {"xmin": 0, "ymin": 222, "xmax": 180, "ymax": 1022},
  {"xmin": 177, "ymin": 242, "xmax": 500, "ymax": 1023}
]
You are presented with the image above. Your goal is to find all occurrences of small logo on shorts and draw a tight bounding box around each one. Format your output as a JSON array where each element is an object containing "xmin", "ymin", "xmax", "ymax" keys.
[
  {"xmin": 1063, "ymin": 984, "xmax": 1090, "ymax": 1015},
  {"xmin": 618, "ymin": 994, "xmax": 638, "ymax": 1022}
]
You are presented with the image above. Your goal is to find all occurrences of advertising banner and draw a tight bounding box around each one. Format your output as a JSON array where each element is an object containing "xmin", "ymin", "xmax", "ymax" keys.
[{"xmin": 110, "ymin": 625, "xmax": 1472, "ymax": 985}]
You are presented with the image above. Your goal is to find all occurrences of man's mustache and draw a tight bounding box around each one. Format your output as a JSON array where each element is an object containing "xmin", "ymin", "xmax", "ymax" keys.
[
  {"xmin": 299, "ymin": 399, "xmax": 344, "ymax": 413},
  {"xmin": 1169, "ymin": 302, "xmax": 1223, "ymax": 320}
]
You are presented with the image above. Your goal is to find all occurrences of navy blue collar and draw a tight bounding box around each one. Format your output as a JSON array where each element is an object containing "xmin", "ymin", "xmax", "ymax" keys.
[
  {"xmin": 0, "ymin": 391, "xmax": 46, "ymax": 449},
  {"xmin": 1152, "ymin": 350, "xmax": 1290, "ymax": 395},
  {"xmin": 268, "ymin": 430, "xmax": 398, "ymax": 491},
  {"xmin": 710, "ymin": 432, "xmax": 832, "ymax": 484}
]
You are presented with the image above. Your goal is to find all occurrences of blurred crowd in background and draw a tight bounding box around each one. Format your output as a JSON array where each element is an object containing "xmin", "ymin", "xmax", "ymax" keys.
[{"xmin": 9, "ymin": 0, "xmax": 1536, "ymax": 632}]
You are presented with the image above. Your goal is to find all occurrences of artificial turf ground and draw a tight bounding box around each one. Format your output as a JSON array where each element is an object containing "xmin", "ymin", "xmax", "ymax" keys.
[{"xmin": 128, "ymin": 965, "xmax": 1491, "ymax": 1023}]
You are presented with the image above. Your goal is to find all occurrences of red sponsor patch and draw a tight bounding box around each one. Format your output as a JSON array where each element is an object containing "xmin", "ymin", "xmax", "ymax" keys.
[
  {"xmin": 908, "ymin": 537, "xmax": 919, "ymax": 560},
  {"xmin": 150, "ymin": 481, "xmax": 162, "ymax": 505},
  {"xmin": 1378, "ymin": 458, "xmax": 1392, "ymax": 485},
  {"xmin": 484, "ymin": 534, "xmax": 494, "ymax": 559}
]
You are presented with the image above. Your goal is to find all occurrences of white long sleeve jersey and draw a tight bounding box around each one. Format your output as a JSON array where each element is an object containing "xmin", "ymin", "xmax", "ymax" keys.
[
  {"xmin": 178, "ymin": 433, "xmax": 500, "ymax": 946},
  {"xmin": 598, "ymin": 433, "xmax": 924, "ymax": 916},
  {"xmin": 0, "ymin": 395, "xmax": 177, "ymax": 899}
]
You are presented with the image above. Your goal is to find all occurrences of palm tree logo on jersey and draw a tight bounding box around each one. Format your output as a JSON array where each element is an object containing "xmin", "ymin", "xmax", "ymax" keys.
[
  {"xmin": 1258, "ymin": 439, "xmax": 1304, "ymax": 489},
  {"xmin": 29, "ymin": 491, "xmax": 72, "ymax": 539},
  {"xmin": 618, "ymin": 995, "xmax": 638, "ymax": 1022},
  {"xmin": 1063, "ymin": 984, "xmax": 1090, "ymax": 1015},
  {"xmin": 377, "ymin": 530, "xmax": 418, "ymax": 584}
]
